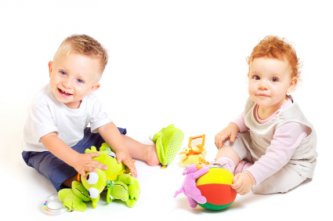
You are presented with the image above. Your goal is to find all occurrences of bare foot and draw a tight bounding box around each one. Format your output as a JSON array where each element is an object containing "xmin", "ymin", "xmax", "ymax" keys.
[
  {"xmin": 145, "ymin": 144, "xmax": 160, "ymax": 166},
  {"xmin": 63, "ymin": 175, "xmax": 78, "ymax": 188}
]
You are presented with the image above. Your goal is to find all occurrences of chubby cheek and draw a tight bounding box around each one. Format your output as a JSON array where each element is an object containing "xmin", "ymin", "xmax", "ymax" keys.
[
  {"xmin": 75, "ymin": 88, "xmax": 90, "ymax": 98},
  {"xmin": 248, "ymin": 83, "xmax": 256, "ymax": 96},
  {"xmin": 49, "ymin": 78, "xmax": 58, "ymax": 91},
  {"xmin": 50, "ymin": 75, "xmax": 62, "ymax": 87}
]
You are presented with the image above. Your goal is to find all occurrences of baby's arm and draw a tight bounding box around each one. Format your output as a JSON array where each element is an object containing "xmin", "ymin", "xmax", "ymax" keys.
[
  {"xmin": 215, "ymin": 113, "xmax": 248, "ymax": 149},
  {"xmin": 40, "ymin": 132, "xmax": 107, "ymax": 177},
  {"xmin": 98, "ymin": 122, "xmax": 137, "ymax": 176},
  {"xmin": 232, "ymin": 113, "xmax": 248, "ymax": 132},
  {"xmin": 215, "ymin": 122, "xmax": 240, "ymax": 148},
  {"xmin": 234, "ymin": 122, "xmax": 308, "ymax": 195}
]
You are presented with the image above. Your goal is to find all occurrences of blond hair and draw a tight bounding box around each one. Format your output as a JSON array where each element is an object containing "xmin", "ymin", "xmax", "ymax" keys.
[
  {"xmin": 54, "ymin": 34, "xmax": 108, "ymax": 73},
  {"xmin": 248, "ymin": 36, "xmax": 299, "ymax": 81}
]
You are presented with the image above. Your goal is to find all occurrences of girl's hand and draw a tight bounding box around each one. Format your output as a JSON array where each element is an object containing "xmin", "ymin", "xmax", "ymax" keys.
[
  {"xmin": 232, "ymin": 171, "xmax": 256, "ymax": 195},
  {"xmin": 116, "ymin": 151, "xmax": 137, "ymax": 177},
  {"xmin": 72, "ymin": 152, "xmax": 108, "ymax": 178},
  {"xmin": 215, "ymin": 123, "xmax": 239, "ymax": 148}
]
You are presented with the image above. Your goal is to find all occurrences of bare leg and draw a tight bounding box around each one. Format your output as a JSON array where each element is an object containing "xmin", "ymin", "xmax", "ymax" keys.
[
  {"xmin": 215, "ymin": 146, "xmax": 240, "ymax": 163},
  {"xmin": 214, "ymin": 146, "xmax": 241, "ymax": 172},
  {"xmin": 123, "ymin": 135, "xmax": 160, "ymax": 166}
]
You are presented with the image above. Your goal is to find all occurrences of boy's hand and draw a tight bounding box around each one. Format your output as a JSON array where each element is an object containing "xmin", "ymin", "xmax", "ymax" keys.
[
  {"xmin": 73, "ymin": 152, "xmax": 108, "ymax": 177},
  {"xmin": 231, "ymin": 171, "xmax": 255, "ymax": 195},
  {"xmin": 41, "ymin": 133, "xmax": 108, "ymax": 178},
  {"xmin": 215, "ymin": 123, "xmax": 239, "ymax": 148},
  {"xmin": 116, "ymin": 151, "xmax": 137, "ymax": 177}
]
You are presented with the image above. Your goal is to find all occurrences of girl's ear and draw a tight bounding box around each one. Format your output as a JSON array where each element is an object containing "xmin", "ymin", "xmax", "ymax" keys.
[{"xmin": 287, "ymin": 76, "xmax": 297, "ymax": 94}]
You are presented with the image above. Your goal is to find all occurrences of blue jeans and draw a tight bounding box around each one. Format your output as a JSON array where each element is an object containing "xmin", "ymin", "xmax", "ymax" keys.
[{"xmin": 22, "ymin": 127, "xmax": 126, "ymax": 191}]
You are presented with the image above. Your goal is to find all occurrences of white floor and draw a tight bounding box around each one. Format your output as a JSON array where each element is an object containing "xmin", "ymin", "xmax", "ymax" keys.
[{"xmin": 1, "ymin": 1, "xmax": 332, "ymax": 220}]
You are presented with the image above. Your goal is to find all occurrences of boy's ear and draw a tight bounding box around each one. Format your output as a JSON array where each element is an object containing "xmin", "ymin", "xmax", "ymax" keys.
[{"xmin": 48, "ymin": 61, "xmax": 53, "ymax": 76}]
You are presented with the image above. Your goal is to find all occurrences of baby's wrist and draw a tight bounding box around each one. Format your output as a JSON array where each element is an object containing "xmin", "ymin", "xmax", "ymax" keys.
[{"xmin": 244, "ymin": 171, "xmax": 256, "ymax": 185}]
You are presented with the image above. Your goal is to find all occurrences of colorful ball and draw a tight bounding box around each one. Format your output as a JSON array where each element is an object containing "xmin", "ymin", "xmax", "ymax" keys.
[{"xmin": 196, "ymin": 167, "xmax": 236, "ymax": 211}]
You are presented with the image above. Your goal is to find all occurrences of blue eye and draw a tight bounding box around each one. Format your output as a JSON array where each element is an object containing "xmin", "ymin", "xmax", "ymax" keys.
[
  {"xmin": 59, "ymin": 70, "xmax": 67, "ymax": 75},
  {"xmin": 77, "ymin": 79, "xmax": 85, "ymax": 84}
]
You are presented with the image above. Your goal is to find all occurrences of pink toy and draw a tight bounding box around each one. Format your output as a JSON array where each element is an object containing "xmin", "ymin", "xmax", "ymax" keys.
[{"xmin": 174, "ymin": 164, "xmax": 209, "ymax": 208}]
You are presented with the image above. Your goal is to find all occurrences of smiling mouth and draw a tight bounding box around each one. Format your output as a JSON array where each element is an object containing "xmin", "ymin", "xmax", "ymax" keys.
[
  {"xmin": 256, "ymin": 93, "xmax": 269, "ymax": 97},
  {"xmin": 58, "ymin": 88, "xmax": 72, "ymax": 96}
]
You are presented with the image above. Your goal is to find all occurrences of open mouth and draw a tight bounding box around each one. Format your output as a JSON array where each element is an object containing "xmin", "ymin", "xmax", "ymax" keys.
[{"xmin": 58, "ymin": 88, "xmax": 72, "ymax": 96}]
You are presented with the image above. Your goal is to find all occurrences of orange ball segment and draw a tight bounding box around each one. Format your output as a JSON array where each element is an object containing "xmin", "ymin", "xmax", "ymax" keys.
[{"xmin": 196, "ymin": 167, "xmax": 237, "ymax": 210}]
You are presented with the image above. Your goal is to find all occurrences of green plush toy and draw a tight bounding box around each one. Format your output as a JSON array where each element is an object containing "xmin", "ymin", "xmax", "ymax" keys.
[
  {"xmin": 85, "ymin": 143, "xmax": 125, "ymax": 180},
  {"xmin": 152, "ymin": 124, "xmax": 184, "ymax": 166},
  {"xmin": 106, "ymin": 174, "xmax": 140, "ymax": 207},
  {"xmin": 58, "ymin": 181, "xmax": 90, "ymax": 212},
  {"xmin": 81, "ymin": 144, "xmax": 126, "ymax": 208},
  {"xmin": 81, "ymin": 169, "xmax": 107, "ymax": 208},
  {"xmin": 58, "ymin": 143, "xmax": 140, "ymax": 211}
]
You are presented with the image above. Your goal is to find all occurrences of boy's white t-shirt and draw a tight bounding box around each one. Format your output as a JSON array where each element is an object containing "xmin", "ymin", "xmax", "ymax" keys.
[{"xmin": 23, "ymin": 85, "xmax": 112, "ymax": 152}]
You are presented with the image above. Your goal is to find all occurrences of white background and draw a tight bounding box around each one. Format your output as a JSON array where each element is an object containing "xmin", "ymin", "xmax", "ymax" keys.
[{"xmin": 0, "ymin": 1, "xmax": 332, "ymax": 220}]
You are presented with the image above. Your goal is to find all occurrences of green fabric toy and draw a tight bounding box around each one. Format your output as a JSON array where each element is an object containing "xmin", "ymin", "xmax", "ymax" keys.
[
  {"xmin": 58, "ymin": 181, "xmax": 90, "ymax": 212},
  {"xmin": 86, "ymin": 143, "xmax": 125, "ymax": 180},
  {"xmin": 58, "ymin": 143, "xmax": 140, "ymax": 211},
  {"xmin": 81, "ymin": 169, "xmax": 107, "ymax": 208},
  {"xmin": 106, "ymin": 174, "xmax": 140, "ymax": 207},
  {"xmin": 153, "ymin": 124, "xmax": 184, "ymax": 166}
]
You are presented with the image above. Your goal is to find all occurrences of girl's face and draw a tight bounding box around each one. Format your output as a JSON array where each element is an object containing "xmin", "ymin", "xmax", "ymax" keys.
[
  {"xmin": 248, "ymin": 57, "xmax": 296, "ymax": 111},
  {"xmin": 48, "ymin": 53, "xmax": 101, "ymax": 109}
]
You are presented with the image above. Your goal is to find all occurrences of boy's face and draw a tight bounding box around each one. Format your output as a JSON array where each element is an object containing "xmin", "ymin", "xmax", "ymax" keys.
[
  {"xmin": 48, "ymin": 53, "xmax": 102, "ymax": 108},
  {"xmin": 248, "ymin": 57, "xmax": 296, "ymax": 109}
]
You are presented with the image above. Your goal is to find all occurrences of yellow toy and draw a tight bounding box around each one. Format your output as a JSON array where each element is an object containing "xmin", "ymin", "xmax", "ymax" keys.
[
  {"xmin": 179, "ymin": 134, "xmax": 209, "ymax": 167},
  {"xmin": 196, "ymin": 167, "xmax": 237, "ymax": 210}
]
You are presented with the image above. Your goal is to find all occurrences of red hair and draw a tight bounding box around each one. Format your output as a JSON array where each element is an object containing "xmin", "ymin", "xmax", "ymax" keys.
[{"xmin": 248, "ymin": 36, "xmax": 299, "ymax": 79}]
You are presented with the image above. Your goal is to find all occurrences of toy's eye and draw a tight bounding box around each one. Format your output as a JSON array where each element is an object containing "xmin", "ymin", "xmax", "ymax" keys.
[
  {"xmin": 88, "ymin": 187, "xmax": 99, "ymax": 199},
  {"xmin": 86, "ymin": 172, "xmax": 99, "ymax": 185}
]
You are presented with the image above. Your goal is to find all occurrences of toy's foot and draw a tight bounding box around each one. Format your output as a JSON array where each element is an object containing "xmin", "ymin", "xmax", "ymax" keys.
[
  {"xmin": 126, "ymin": 199, "xmax": 137, "ymax": 207},
  {"xmin": 152, "ymin": 124, "xmax": 184, "ymax": 166},
  {"xmin": 58, "ymin": 188, "xmax": 87, "ymax": 212}
]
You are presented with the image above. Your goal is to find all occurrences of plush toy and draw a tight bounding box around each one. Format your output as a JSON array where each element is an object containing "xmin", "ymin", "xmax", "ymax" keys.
[
  {"xmin": 81, "ymin": 169, "xmax": 108, "ymax": 208},
  {"xmin": 175, "ymin": 165, "xmax": 237, "ymax": 211},
  {"xmin": 80, "ymin": 144, "xmax": 126, "ymax": 208},
  {"xmin": 174, "ymin": 164, "xmax": 209, "ymax": 208},
  {"xmin": 85, "ymin": 143, "xmax": 125, "ymax": 180},
  {"xmin": 58, "ymin": 143, "xmax": 140, "ymax": 211},
  {"xmin": 196, "ymin": 167, "xmax": 237, "ymax": 210},
  {"xmin": 106, "ymin": 174, "xmax": 140, "ymax": 207},
  {"xmin": 152, "ymin": 124, "xmax": 184, "ymax": 166},
  {"xmin": 58, "ymin": 181, "xmax": 91, "ymax": 212}
]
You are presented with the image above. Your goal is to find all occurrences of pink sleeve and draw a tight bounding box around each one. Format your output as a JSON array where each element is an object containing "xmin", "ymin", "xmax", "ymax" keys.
[
  {"xmin": 246, "ymin": 122, "xmax": 309, "ymax": 185},
  {"xmin": 232, "ymin": 113, "xmax": 248, "ymax": 132}
]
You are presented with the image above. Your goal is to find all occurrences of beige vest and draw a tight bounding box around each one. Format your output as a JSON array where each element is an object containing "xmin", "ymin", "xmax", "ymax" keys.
[{"xmin": 243, "ymin": 99, "xmax": 317, "ymax": 178}]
